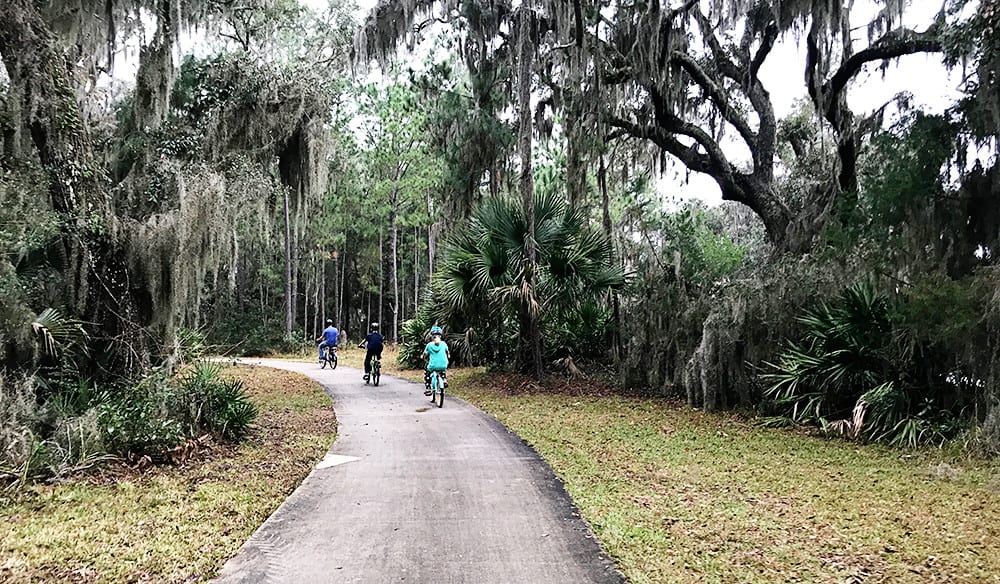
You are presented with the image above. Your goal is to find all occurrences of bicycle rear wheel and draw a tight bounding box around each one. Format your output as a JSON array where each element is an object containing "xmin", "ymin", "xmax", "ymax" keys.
[
  {"xmin": 331, "ymin": 353, "xmax": 338, "ymax": 370},
  {"xmin": 434, "ymin": 377, "xmax": 444, "ymax": 408},
  {"xmin": 373, "ymin": 362, "xmax": 380, "ymax": 386}
]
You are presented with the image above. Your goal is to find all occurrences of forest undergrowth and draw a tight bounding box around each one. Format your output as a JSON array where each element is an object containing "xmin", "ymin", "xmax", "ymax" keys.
[{"xmin": 0, "ymin": 365, "xmax": 334, "ymax": 583}]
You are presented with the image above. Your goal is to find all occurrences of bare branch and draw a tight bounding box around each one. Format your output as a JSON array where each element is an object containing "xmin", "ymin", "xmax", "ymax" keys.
[
  {"xmin": 749, "ymin": 23, "xmax": 778, "ymax": 80},
  {"xmin": 670, "ymin": 50, "xmax": 757, "ymax": 151},
  {"xmin": 824, "ymin": 25, "xmax": 943, "ymax": 106}
]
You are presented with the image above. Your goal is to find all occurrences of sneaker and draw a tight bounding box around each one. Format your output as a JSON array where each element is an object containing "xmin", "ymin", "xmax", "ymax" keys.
[{"xmin": 423, "ymin": 390, "xmax": 432, "ymax": 396}]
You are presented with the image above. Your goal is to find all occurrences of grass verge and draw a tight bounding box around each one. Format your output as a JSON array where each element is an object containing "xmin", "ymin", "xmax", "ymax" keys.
[
  {"xmin": 451, "ymin": 374, "xmax": 1000, "ymax": 583},
  {"xmin": 0, "ymin": 365, "xmax": 335, "ymax": 583}
]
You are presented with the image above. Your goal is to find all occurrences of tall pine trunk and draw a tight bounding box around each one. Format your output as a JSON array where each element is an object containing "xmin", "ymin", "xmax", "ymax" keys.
[
  {"xmin": 292, "ymin": 209, "xmax": 301, "ymax": 331},
  {"xmin": 426, "ymin": 192, "xmax": 436, "ymax": 278},
  {"xmin": 390, "ymin": 206, "xmax": 399, "ymax": 344},
  {"xmin": 378, "ymin": 230, "xmax": 384, "ymax": 337},
  {"xmin": 320, "ymin": 255, "xmax": 326, "ymax": 327},
  {"xmin": 414, "ymin": 225, "xmax": 419, "ymax": 310},
  {"xmin": 516, "ymin": 2, "xmax": 543, "ymax": 379}
]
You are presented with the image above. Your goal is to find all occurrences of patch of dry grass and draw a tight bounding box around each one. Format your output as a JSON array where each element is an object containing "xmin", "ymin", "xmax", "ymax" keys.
[
  {"xmin": 0, "ymin": 365, "xmax": 335, "ymax": 583},
  {"xmin": 453, "ymin": 375, "xmax": 1000, "ymax": 584}
]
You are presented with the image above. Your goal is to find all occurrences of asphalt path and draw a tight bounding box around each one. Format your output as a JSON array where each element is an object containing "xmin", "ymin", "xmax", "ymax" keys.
[{"xmin": 213, "ymin": 359, "xmax": 623, "ymax": 584}]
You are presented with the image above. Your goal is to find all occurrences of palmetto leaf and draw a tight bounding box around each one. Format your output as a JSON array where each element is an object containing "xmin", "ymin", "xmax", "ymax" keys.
[{"xmin": 30, "ymin": 308, "xmax": 89, "ymax": 358}]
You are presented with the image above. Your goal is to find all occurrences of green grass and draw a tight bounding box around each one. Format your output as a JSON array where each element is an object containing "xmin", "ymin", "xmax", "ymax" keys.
[
  {"xmin": 0, "ymin": 365, "xmax": 336, "ymax": 583},
  {"xmin": 451, "ymin": 375, "xmax": 1000, "ymax": 583}
]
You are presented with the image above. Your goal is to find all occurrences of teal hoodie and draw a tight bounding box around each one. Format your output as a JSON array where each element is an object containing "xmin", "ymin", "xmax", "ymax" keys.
[{"xmin": 424, "ymin": 340, "xmax": 450, "ymax": 370}]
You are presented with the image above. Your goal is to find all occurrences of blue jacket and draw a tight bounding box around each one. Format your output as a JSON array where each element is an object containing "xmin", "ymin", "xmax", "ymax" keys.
[
  {"xmin": 365, "ymin": 332, "xmax": 384, "ymax": 351},
  {"xmin": 321, "ymin": 326, "xmax": 339, "ymax": 345}
]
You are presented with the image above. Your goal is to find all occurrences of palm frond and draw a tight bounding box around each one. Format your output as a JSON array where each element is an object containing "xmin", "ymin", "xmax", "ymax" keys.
[{"xmin": 31, "ymin": 308, "xmax": 89, "ymax": 358}]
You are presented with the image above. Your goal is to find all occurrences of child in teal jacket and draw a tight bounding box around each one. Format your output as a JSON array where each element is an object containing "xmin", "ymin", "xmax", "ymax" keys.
[{"xmin": 423, "ymin": 326, "xmax": 449, "ymax": 396}]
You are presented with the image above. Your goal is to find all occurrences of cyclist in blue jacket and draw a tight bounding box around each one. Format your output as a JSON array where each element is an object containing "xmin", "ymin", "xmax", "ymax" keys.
[
  {"xmin": 358, "ymin": 322, "xmax": 384, "ymax": 382},
  {"xmin": 423, "ymin": 325, "xmax": 449, "ymax": 396},
  {"xmin": 317, "ymin": 320, "xmax": 339, "ymax": 362}
]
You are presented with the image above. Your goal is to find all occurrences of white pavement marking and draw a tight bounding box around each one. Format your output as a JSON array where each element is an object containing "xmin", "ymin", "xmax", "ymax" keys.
[{"xmin": 315, "ymin": 454, "xmax": 360, "ymax": 469}]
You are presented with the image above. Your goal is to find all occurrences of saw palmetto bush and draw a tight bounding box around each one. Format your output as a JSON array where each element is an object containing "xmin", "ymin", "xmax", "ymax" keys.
[
  {"xmin": 101, "ymin": 361, "xmax": 259, "ymax": 457},
  {"xmin": 176, "ymin": 361, "xmax": 258, "ymax": 440},
  {"xmin": 763, "ymin": 282, "xmax": 961, "ymax": 447},
  {"xmin": 401, "ymin": 192, "xmax": 625, "ymax": 370}
]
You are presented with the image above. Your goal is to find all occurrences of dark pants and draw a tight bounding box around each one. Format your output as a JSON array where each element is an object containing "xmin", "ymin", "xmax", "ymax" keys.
[
  {"xmin": 364, "ymin": 347, "xmax": 383, "ymax": 374},
  {"xmin": 424, "ymin": 368, "xmax": 446, "ymax": 387}
]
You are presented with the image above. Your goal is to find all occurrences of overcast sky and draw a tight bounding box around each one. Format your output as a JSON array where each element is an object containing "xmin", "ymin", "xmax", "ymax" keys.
[{"xmin": 272, "ymin": 0, "xmax": 970, "ymax": 204}]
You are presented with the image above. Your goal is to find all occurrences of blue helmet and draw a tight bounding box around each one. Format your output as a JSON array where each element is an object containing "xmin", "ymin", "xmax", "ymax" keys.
[{"xmin": 430, "ymin": 326, "xmax": 443, "ymax": 335}]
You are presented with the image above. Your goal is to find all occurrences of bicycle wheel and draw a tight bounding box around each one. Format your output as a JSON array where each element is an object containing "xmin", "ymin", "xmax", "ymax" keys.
[
  {"xmin": 331, "ymin": 353, "xmax": 338, "ymax": 370},
  {"xmin": 434, "ymin": 375, "xmax": 444, "ymax": 408},
  {"xmin": 320, "ymin": 351, "xmax": 327, "ymax": 369},
  {"xmin": 373, "ymin": 362, "xmax": 380, "ymax": 386}
]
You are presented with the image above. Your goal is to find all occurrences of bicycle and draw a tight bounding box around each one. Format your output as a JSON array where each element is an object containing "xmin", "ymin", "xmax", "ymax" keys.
[
  {"xmin": 320, "ymin": 345, "xmax": 338, "ymax": 369},
  {"xmin": 366, "ymin": 354, "xmax": 381, "ymax": 386},
  {"xmin": 427, "ymin": 370, "xmax": 445, "ymax": 408}
]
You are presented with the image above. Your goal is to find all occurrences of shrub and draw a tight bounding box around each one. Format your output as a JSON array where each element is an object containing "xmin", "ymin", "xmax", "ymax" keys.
[
  {"xmin": 1, "ymin": 374, "xmax": 109, "ymax": 486},
  {"xmin": 175, "ymin": 362, "xmax": 258, "ymax": 440},
  {"xmin": 98, "ymin": 375, "xmax": 187, "ymax": 457},
  {"xmin": 99, "ymin": 362, "xmax": 259, "ymax": 457},
  {"xmin": 763, "ymin": 282, "xmax": 965, "ymax": 447}
]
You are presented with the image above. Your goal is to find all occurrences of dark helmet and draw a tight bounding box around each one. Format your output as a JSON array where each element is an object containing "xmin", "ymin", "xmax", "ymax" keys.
[{"xmin": 370, "ymin": 322, "xmax": 380, "ymax": 331}]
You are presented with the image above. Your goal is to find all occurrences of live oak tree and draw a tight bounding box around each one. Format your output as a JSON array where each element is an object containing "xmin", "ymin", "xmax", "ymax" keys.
[{"xmin": 0, "ymin": 0, "xmax": 350, "ymax": 372}]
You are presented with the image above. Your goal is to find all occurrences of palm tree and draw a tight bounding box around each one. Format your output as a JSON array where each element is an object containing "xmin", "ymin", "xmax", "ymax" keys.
[{"xmin": 434, "ymin": 192, "xmax": 625, "ymax": 374}]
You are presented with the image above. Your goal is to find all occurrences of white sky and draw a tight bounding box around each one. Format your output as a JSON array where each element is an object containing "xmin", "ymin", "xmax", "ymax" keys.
[{"xmin": 169, "ymin": 0, "xmax": 969, "ymax": 206}]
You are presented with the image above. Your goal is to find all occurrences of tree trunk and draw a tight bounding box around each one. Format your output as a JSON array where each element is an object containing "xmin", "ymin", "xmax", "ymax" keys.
[
  {"xmin": 320, "ymin": 254, "xmax": 326, "ymax": 326},
  {"xmin": 390, "ymin": 205, "xmax": 399, "ymax": 344},
  {"xmin": 426, "ymin": 191, "xmax": 437, "ymax": 278},
  {"xmin": 0, "ymin": 0, "xmax": 151, "ymax": 376},
  {"xmin": 343, "ymin": 254, "xmax": 351, "ymax": 333},
  {"xmin": 304, "ymin": 264, "xmax": 311, "ymax": 342},
  {"xmin": 292, "ymin": 209, "xmax": 301, "ymax": 331},
  {"xmin": 283, "ymin": 187, "xmax": 293, "ymax": 335},
  {"xmin": 516, "ymin": 2, "xmax": 543, "ymax": 379},
  {"xmin": 334, "ymin": 252, "xmax": 341, "ymax": 325},
  {"xmin": 378, "ymin": 230, "xmax": 384, "ymax": 337},
  {"xmin": 599, "ymin": 153, "xmax": 622, "ymax": 363},
  {"xmin": 414, "ymin": 224, "xmax": 419, "ymax": 309}
]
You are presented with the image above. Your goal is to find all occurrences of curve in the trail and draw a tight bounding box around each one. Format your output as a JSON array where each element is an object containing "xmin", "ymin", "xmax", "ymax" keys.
[{"xmin": 213, "ymin": 359, "xmax": 623, "ymax": 584}]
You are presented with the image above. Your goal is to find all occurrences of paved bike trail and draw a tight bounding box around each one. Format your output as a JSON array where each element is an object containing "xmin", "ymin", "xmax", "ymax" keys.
[{"xmin": 213, "ymin": 359, "xmax": 623, "ymax": 584}]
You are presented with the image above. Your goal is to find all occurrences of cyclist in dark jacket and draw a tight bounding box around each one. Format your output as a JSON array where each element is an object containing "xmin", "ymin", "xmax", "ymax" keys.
[{"xmin": 358, "ymin": 322, "xmax": 384, "ymax": 382}]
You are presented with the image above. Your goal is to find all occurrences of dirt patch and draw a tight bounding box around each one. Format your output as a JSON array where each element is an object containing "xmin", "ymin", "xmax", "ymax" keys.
[{"xmin": 473, "ymin": 372, "xmax": 643, "ymax": 398}]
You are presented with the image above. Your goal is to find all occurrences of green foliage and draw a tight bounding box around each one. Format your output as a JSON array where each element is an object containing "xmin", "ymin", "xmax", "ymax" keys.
[
  {"xmin": 858, "ymin": 113, "xmax": 957, "ymax": 228},
  {"xmin": 0, "ymin": 374, "xmax": 108, "ymax": 487},
  {"xmin": 413, "ymin": 60, "xmax": 513, "ymax": 215},
  {"xmin": 410, "ymin": 191, "xmax": 625, "ymax": 368},
  {"xmin": 175, "ymin": 327, "xmax": 208, "ymax": 363},
  {"xmin": 177, "ymin": 362, "xmax": 258, "ymax": 440},
  {"xmin": 98, "ymin": 384, "xmax": 186, "ymax": 456},
  {"xmin": 100, "ymin": 362, "xmax": 259, "ymax": 456},
  {"xmin": 763, "ymin": 282, "xmax": 966, "ymax": 447}
]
